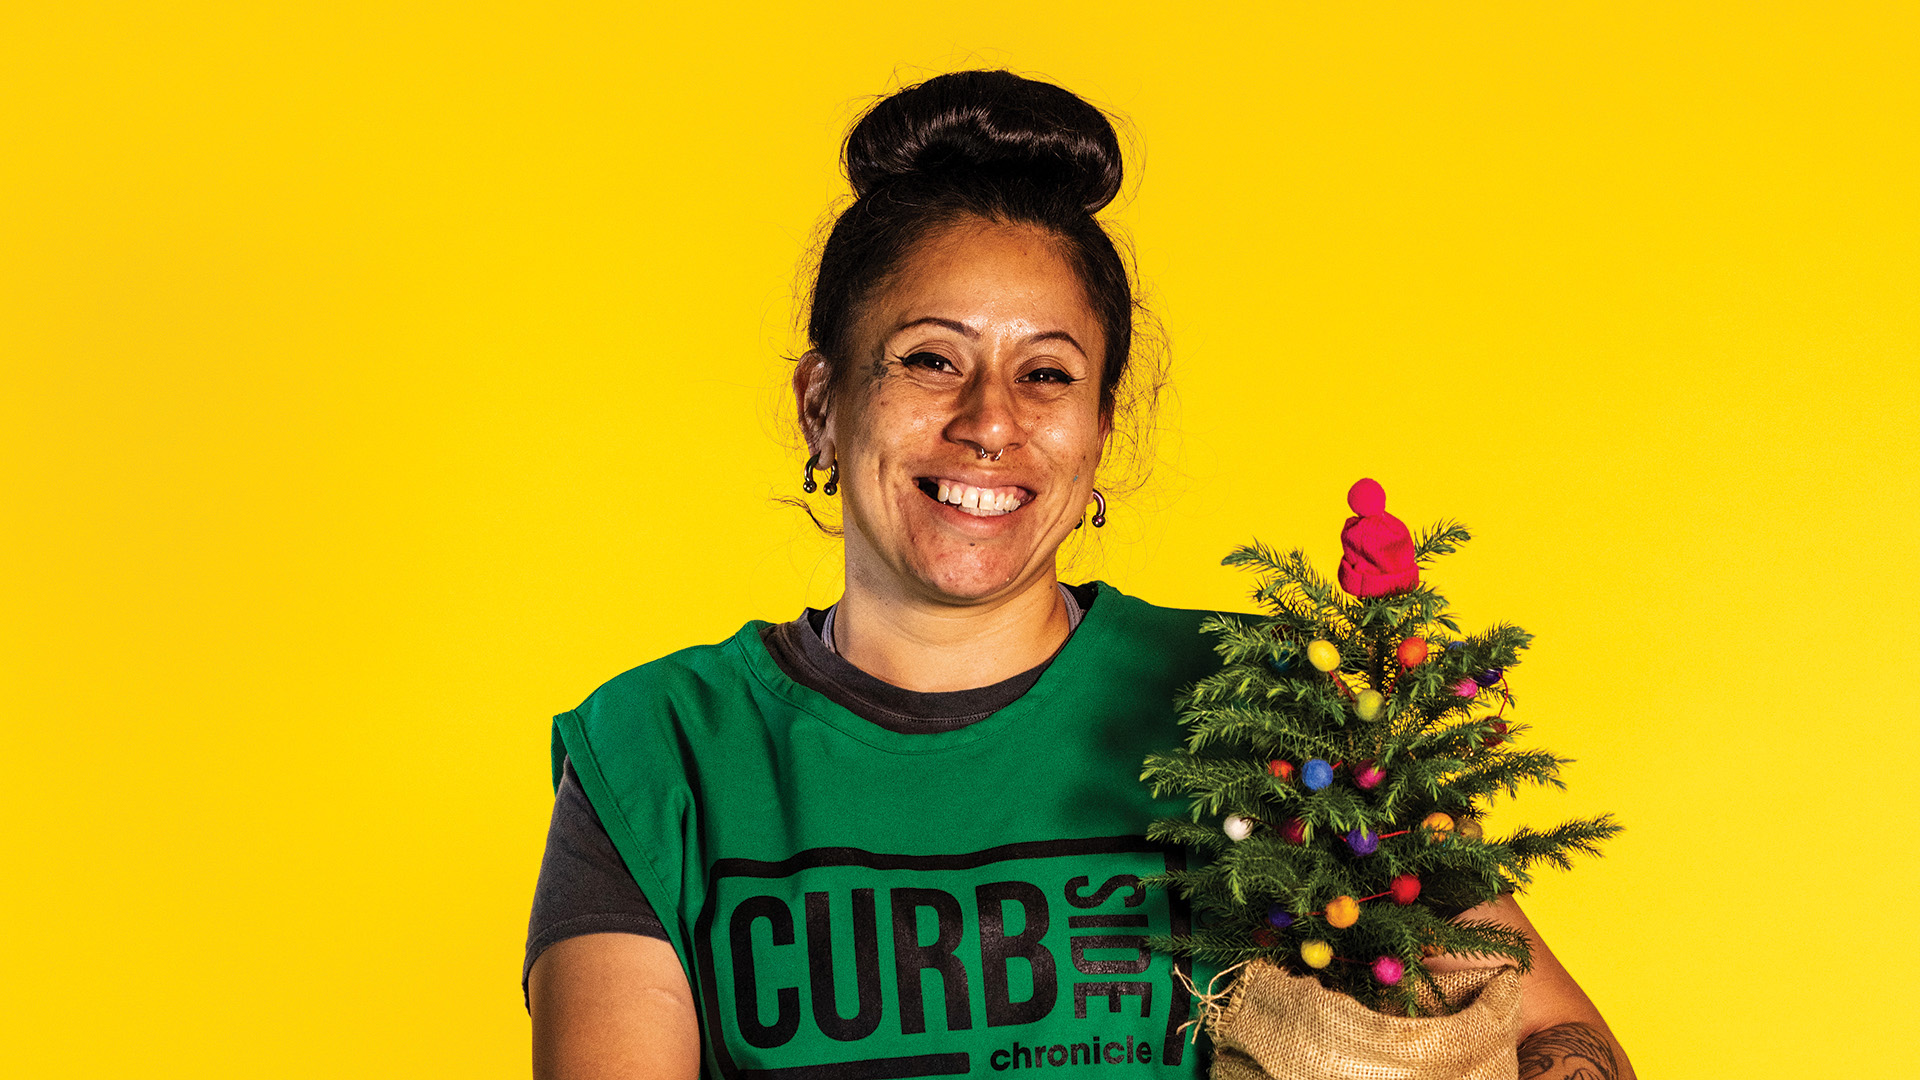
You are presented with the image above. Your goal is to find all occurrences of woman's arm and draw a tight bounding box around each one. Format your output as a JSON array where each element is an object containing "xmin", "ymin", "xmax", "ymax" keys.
[
  {"xmin": 1426, "ymin": 895, "xmax": 1635, "ymax": 1080},
  {"xmin": 528, "ymin": 933, "xmax": 701, "ymax": 1080}
]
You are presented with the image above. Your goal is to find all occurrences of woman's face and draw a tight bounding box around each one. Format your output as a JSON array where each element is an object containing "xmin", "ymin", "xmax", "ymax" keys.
[{"xmin": 804, "ymin": 219, "xmax": 1109, "ymax": 606}]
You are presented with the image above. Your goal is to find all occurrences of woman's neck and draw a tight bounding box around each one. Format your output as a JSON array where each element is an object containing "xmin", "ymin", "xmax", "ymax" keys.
[{"xmin": 830, "ymin": 572, "xmax": 1071, "ymax": 693}]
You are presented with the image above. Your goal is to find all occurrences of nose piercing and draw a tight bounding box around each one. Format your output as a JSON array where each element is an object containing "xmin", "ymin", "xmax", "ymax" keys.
[{"xmin": 974, "ymin": 446, "xmax": 1006, "ymax": 462}]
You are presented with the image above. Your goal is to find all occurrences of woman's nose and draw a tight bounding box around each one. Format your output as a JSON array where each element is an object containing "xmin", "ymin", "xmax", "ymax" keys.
[{"xmin": 946, "ymin": 373, "xmax": 1025, "ymax": 459}]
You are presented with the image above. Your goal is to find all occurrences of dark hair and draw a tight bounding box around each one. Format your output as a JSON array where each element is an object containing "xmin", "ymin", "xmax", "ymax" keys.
[{"xmin": 806, "ymin": 70, "xmax": 1146, "ymax": 422}]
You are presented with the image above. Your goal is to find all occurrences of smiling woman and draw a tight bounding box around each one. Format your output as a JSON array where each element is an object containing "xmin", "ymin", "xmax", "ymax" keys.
[
  {"xmin": 523, "ymin": 70, "xmax": 1629, "ymax": 1080},
  {"xmin": 796, "ymin": 220, "xmax": 1111, "ymax": 689}
]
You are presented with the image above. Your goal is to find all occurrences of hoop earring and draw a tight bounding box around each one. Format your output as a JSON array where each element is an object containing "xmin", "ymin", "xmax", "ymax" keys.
[
  {"xmin": 802, "ymin": 453, "xmax": 819, "ymax": 494},
  {"xmin": 823, "ymin": 460, "xmax": 839, "ymax": 497},
  {"xmin": 1076, "ymin": 488, "xmax": 1107, "ymax": 529}
]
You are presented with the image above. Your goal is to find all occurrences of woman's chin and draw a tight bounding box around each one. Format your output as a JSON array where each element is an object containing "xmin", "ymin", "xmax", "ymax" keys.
[{"xmin": 904, "ymin": 535, "xmax": 1055, "ymax": 604}]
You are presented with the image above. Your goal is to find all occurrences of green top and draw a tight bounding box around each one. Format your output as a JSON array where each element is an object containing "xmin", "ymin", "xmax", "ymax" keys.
[{"xmin": 553, "ymin": 582, "xmax": 1228, "ymax": 1079}]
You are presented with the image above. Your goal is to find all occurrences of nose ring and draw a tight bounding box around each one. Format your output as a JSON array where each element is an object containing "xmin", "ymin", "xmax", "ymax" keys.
[{"xmin": 974, "ymin": 446, "xmax": 1006, "ymax": 462}]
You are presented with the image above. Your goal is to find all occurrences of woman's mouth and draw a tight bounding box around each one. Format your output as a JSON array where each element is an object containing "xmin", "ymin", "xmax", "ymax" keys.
[{"xmin": 916, "ymin": 478, "xmax": 1030, "ymax": 517}]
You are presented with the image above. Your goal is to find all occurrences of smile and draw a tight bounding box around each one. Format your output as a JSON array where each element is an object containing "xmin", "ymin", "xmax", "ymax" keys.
[{"xmin": 916, "ymin": 477, "xmax": 1031, "ymax": 517}]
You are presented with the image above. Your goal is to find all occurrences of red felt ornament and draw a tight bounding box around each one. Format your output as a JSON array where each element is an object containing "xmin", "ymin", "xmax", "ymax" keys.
[
  {"xmin": 1483, "ymin": 720, "xmax": 1509, "ymax": 747},
  {"xmin": 1338, "ymin": 479, "xmax": 1419, "ymax": 597},
  {"xmin": 1280, "ymin": 817, "xmax": 1307, "ymax": 845},
  {"xmin": 1389, "ymin": 874, "xmax": 1421, "ymax": 905},
  {"xmin": 1396, "ymin": 636, "xmax": 1429, "ymax": 668},
  {"xmin": 1268, "ymin": 759, "xmax": 1296, "ymax": 781},
  {"xmin": 1252, "ymin": 927, "xmax": 1279, "ymax": 947}
]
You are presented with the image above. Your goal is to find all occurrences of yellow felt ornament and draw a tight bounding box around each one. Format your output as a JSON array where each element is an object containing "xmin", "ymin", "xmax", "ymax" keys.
[
  {"xmin": 1325, "ymin": 895, "xmax": 1360, "ymax": 928},
  {"xmin": 1422, "ymin": 812, "xmax": 1455, "ymax": 842},
  {"xmin": 1354, "ymin": 689, "xmax": 1383, "ymax": 721},
  {"xmin": 1306, "ymin": 640, "xmax": 1340, "ymax": 672},
  {"xmin": 1300, "ymin": 940, "xmax": 1333, "ymax": 969}
]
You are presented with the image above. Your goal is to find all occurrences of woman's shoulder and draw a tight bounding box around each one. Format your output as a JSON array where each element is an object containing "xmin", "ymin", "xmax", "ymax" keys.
[
  {"xmin": 1080, "ymin": 581, "xmax": 1258, "ymax": 678},
  {"xmin": 566, "ymin": 620, "xmax": 771, "ymax": 722},
  {"xmin": 1087, "ymin": 580, "xmax": 1259, "ymax": 639}
]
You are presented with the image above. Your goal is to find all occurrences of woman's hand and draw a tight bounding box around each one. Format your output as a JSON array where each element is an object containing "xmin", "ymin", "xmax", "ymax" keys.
[
  {"xmin": 1425, "ymin": 895, "xmax": 1636, "ymax": 1080},
  {"xmin": 529, "ymin": 933, "xmax": 700, "ymax": 1080}
]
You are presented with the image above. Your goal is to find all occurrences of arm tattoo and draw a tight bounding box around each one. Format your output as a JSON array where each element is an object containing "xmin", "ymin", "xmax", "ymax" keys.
[{"xmin": 1518, "ymin": 1022, "xmax": 1619, "ymax": 1080}]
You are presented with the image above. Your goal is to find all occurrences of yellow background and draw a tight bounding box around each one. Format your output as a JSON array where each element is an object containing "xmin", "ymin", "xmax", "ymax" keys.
[{"xmin": 6, "ymin": 2, "xmax": 1916, "ymax": 1076}]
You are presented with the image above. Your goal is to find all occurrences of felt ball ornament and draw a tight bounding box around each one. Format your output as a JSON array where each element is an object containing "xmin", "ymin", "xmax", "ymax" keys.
[
  {"xmin": 1280, "ymin": 817, "xmax": 1308, "ymax": 845},
  {"xmin": 1325, "ymin": 895, "xmax": 1360, "ymax": 929},
  {"xmin": 1482, "ymin": 720, "xmax": 1509, "ymax": 748},
  {"xmin": 1476, "ymin": 667, "xmax": 1505, "ymax": 688},
  {"xmin": 1301, "ymin": 940, "xmax": 1333, "ymax": 969},
  {"xmin": 1223, "ymin": 814, "xmax": 1255, "ymax": 841},
  {"xmin": 1302, "ymin": 758, "xmax": 1334, "ymax": 790},
  {"xmin": 1306, "ymin": 640, "xmax": 1340, "ymax": 672},
  {"xmin": 1354, "ymin": 689, "xmax": 1384, "ymax": 722},
  {"xmin": 1453, "ymin": 678, "xmax": 1480, "ymax": 698},
  {"xmin": 1354, "ymin": 762, "xmax": 1386, "ymax": 790},
  {"xmin": 1267, "ymin": 905, "xmax": 1295, "ymax": 929},
  {"xmin": 1447, "ymin": 641, "xmax": 1465, "ymax": 652},
  {"xmin": 1345, "ymin": 828, "xmax": 1379, "ymax": 855},
  {"xmin": 1389, "ymin": 874, "xmax": 1422, "ymax": 905},
  {"xmin": 1252, "ymin": 927, "xmax": 1279, "ymax": 947},
  {"xmin": 1372, "ymin": 956, "xmax": 1406, "ymax": 985},
  {"xmin": 1422, "ymin": 812, "xmax": 1455, "ymax": 841},
  {"xmin": 1267, "ymin": 759, "xmax": 1296, "ymax": 781},
  {"xmin": 1396, "ymin": 636, "xmax": 1429, "ymax": 668},
  {"xmin": 1457, "ymin": 817, "xmax": 1484, "ymax": 840}
]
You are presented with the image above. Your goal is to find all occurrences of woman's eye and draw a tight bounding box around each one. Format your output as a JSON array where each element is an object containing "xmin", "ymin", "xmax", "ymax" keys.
[
  {"xmin": 899, "ymin": 351, "xmax": 954, "ymax": 372},
  {"xmin": 1023, "ymin": 367, "xmax": 1078, "ymax": 385}
]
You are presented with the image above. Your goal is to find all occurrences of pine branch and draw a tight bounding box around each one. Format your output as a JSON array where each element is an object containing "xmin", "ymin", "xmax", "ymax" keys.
[{"xmin": 1413, "ymin": 520, "xmax": 1472, "ymax": 562}]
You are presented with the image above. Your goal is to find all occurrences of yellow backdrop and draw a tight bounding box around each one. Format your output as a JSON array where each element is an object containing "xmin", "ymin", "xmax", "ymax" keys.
[{"xmin": 6, "ymin": 3, "xmax": 1916, "ymax": 1076}]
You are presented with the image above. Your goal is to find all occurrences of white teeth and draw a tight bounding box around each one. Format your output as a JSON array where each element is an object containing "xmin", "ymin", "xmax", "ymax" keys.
[{"xmin": 930, "ymin": 480, "xmax": 1025, "ymax": 516}]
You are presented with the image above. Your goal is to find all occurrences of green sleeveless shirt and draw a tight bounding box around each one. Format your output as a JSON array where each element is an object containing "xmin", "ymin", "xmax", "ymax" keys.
[{"xmin": 553, "ymin": 583, "xmax": 1225, "ymax": 1079}]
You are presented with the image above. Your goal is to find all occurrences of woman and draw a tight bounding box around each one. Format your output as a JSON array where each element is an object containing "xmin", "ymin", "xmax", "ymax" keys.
[{"xmin": 526, "ymin": 70, "xmax": 1633, "ymax": 1080}]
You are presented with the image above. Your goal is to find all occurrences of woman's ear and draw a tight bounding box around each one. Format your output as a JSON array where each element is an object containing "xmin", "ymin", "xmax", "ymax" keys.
[{"xmin": 793, "ymin": 351, "xmax": 836, "ymax": 461}]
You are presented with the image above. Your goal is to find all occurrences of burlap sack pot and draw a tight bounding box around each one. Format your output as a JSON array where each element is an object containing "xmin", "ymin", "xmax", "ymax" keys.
[{"xmin": 1207, "ymin": 961, "xmax": 1523, "ymax": 1080}]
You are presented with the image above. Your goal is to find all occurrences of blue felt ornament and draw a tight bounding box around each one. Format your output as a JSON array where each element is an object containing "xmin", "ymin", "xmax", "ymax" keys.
[
  {"xmin": 1345, "ymin": 828, "xmax": 1379, "ymax": 855},
  {"xmin": 1302, "ymin": 758, "xmax": 1334, "ymax": 790},
  {"xmin": 1267, "ymin": 905, "xmax": 1295, "ymax": 929}
]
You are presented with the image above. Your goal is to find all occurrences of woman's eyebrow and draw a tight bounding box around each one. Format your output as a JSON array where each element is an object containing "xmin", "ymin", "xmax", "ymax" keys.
[
  {"xmin": 1022, "ymin": 329, "xmax": 1086, "ymax": 355},
  {"xmin": 891, "ymin": 316, "xmax": 977, "ymax": 338},
  {"xmin": 890, "ymin": 318, "xmax": 1085, "ymax": 356}
]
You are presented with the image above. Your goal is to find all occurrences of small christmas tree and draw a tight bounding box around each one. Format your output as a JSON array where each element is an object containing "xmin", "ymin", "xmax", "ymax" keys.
[{"xmin": 1142, "ymin": 479, "xmax": 1619, "ymax": 1015}]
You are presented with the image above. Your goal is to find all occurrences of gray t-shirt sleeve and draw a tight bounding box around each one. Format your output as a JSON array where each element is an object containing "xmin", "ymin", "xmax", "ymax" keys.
[{"xmin": 523, "ymin": 756, "xmax": 667, "ymax": 1000}]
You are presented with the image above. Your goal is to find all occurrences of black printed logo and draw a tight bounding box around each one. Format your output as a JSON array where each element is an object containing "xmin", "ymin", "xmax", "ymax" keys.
[{"xmin": 693, "ymin": 837, "xmax": 1192, "ymax": 1079}]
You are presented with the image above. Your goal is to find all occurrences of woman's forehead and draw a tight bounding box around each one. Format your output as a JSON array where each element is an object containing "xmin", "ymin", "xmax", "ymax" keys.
[{"xmin": 865, "ymin": 221, "xmax": 1100, "ymax": 346}]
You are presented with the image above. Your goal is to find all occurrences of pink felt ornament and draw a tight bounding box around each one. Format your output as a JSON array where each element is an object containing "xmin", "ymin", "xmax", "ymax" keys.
[
  {"xmin": 1338, "ymin": 479, "xmax": 1419, "ymax": 597},
  {"xmin": 1372, "ymin": 956, "xmax": 1405, "ymax": 984}
]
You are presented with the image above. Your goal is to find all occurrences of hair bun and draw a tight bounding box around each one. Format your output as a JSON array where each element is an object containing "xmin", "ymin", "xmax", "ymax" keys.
[{"xmin": 845, "ymin": 70, "xmax": 1123, "ymax": 215}]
